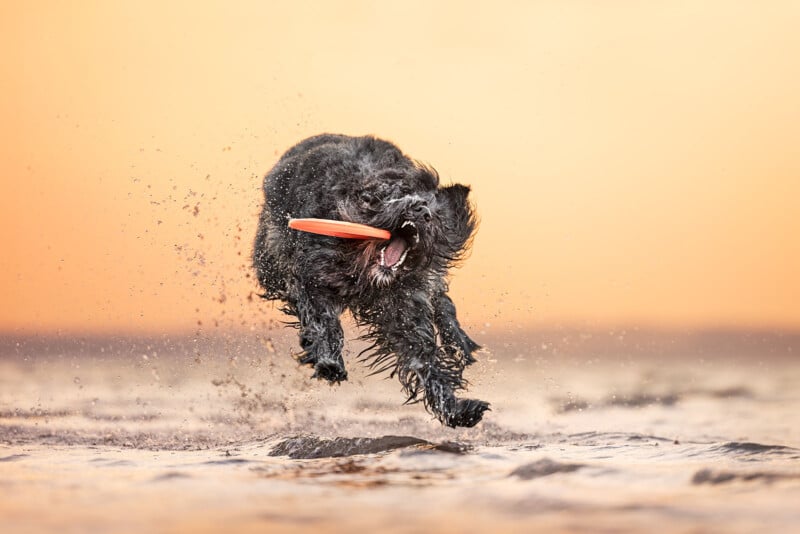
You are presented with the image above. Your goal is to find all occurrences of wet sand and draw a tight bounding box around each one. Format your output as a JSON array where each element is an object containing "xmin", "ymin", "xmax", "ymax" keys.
[{"xmin": 1, "ymin": 331, "xmax": 799, "ymax": 533}]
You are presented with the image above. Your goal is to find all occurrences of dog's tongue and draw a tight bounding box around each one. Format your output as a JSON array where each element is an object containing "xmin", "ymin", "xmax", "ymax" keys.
[{"xmin": 384, "ymin": 237, "xmax": 407, "ymax": 267}]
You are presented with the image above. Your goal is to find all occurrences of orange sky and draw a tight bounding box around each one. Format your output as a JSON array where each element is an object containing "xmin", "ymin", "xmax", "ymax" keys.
[{"xmin": 2, "ymin": 1, "xmax": 799, "ymax": 334}]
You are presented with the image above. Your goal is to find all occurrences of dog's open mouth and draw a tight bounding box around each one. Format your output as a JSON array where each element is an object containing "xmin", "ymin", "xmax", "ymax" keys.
[{"xmin": 380, "ymin": 221, "xmax": 419, "ymax": 271}]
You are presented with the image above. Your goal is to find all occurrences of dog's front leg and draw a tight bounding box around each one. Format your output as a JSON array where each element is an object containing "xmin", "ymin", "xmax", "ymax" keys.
[
  {"xmin": 366, "ymin": 291, "xmax": 489, "ymax": 428},
  {"xmin": 433, "ymin": 292, "xmax": 480, "ymax": 366},
  {"xmin": 287, "ymin": 284, "xmax": 347, "ymax": 384}
]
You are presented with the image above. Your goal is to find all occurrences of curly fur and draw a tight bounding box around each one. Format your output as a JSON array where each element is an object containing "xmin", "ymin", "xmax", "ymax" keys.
[{"xmin": 253, "ymin": 134, "xmax": 489, "ymax": 427}]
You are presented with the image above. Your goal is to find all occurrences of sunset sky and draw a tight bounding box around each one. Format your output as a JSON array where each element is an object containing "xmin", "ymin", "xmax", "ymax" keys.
[{"xmin": 2, "ymin": 1, "xmax": 799, "ymax": 334}]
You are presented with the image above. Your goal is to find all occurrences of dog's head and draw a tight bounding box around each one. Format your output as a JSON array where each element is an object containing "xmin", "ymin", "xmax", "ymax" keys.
[{"xmin": 338, "ymin": 165, "xmax": 477, "ymax": 287}]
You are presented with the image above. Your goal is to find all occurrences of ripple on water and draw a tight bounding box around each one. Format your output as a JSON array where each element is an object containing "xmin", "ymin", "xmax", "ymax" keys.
[
  {"xmin": 510, "ymin": 458, "xmax": 585, "ymax": 480},
  {"xmin": 709, "ymin": 442, "xmax": 800, "ymax": 460},
  {"xmin": 0, "ymin": 454, "xmax": 29, "ymax": 462},
  {"xmin": 269, "ymin": 435, "xmax": 432, "ymax": 459},
  {"xmin": 202, "ymin": 457, "xmax": 254, "ymax": 466},
  {"xmin": 151, "ymin": 471, "xmax": 193, "ymax": 482},
  {"xmin": 692, "ymin": 468, "xmax": 800, "ymax": 485}
]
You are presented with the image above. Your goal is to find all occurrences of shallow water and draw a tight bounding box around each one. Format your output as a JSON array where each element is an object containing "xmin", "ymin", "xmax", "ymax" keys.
[{"xmin": 1, "ymin": 332, "xmax": 799, "ymax": 533}]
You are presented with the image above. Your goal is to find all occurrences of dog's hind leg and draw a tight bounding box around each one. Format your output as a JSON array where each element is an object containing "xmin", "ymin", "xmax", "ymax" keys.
[
  {"xmin": 285, "ymin": 285, "xmax": 347, "ymax": 384},
  {"xmin": 433, "ymin": 292, "xmax": 480, "ymax": 366},
  {"xmin": 253, "ymin": 223, "xmax": 288, "ymax": 300}
]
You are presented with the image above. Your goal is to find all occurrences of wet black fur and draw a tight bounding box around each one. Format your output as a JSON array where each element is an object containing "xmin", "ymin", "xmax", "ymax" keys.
[{"xmin": 253, "ymin": 134, "xmax": 489, "ymax": 427}]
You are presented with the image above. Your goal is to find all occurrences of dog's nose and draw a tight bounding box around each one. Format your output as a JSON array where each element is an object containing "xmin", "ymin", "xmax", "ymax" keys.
[{"xmin": 411, "ymin": 203, "xmax": 432, "ymax": 222}]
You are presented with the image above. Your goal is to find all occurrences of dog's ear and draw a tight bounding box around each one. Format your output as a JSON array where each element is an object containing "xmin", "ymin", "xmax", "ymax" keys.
[
  {"xmin": 439, "ymin": 184, "xmax": 471, "ymax": 213},
  {"xmin": 436, "ymin": 184, "xmax": 477, "ymax": 262}
]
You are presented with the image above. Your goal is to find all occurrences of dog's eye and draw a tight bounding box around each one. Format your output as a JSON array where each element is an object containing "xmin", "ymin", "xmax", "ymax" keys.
[{"xmin": 359, "ymin": 192, "xmax": 377, "ymax": 206}]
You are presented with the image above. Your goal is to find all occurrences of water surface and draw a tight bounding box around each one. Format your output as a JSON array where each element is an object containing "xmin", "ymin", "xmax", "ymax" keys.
[{"xmin": 1, "ymin": 332, "xmax": 798, "ymax": 533}]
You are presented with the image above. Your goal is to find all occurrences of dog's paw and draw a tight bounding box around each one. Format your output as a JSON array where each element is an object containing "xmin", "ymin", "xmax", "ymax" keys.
[
  {"xmin": 445, "ymin": 398, "xmax": 490, "ymax": 428},
  {"xmin": 312, "ymin": 359, "xmax": 348, "ymax": 384},
  {"xmin": 295, "ymin": 340, "xmax": 348, "ymax": 384}
]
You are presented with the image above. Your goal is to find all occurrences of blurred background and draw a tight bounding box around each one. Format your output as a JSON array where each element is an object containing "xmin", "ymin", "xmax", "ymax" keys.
[{"xmin": 2, "ymin": 1, "xmax": 799, "ymax": 337}]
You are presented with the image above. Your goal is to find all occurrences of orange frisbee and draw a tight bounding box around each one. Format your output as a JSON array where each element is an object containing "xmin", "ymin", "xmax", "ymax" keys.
[{"xmin": 288, "ymin": 218, "xmax": 391, "ymax": 240}]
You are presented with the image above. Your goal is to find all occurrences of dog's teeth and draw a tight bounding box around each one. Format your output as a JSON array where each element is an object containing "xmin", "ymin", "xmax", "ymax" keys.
[
  {"xmin": 391, "ymin": 248, "xmax": 410, "ymax": 271},
  {"xmin": 380, "ymin": 247, "xmax": 386, "ymax": 267}
]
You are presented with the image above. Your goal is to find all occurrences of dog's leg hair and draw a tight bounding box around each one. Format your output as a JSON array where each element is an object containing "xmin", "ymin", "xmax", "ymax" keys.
[
  {"xmin": 433, "ymin": 292, "xmax": 480, "ymax": 366},
  {"xmin": 362, "ymin": 290, "xmax": 489, "ymax": 428},
  {"xmin": 284, "ymin": 281, "xmax": 347, "ymax": 384}
]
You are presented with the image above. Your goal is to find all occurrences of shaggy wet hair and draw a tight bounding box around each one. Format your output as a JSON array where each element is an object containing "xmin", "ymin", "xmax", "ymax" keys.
[{"xmin": 253, "ymin": 134, "xmax": 489, "ymax": 427}]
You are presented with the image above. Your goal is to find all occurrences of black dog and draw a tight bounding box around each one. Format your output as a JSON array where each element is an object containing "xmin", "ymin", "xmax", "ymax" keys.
[{"xmin": 253, "ymin": 134, "xmax": 489, "ymax": 427}]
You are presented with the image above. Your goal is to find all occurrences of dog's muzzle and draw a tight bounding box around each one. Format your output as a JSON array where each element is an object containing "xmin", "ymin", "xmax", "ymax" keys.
[{"xmin": 379, "ymin": 221, "xmax": 420, "ymax": 271}]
